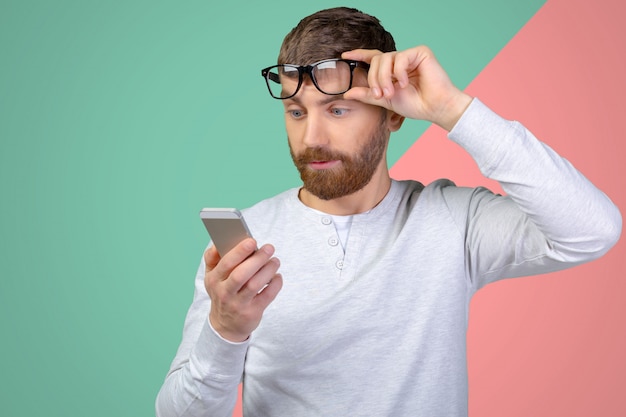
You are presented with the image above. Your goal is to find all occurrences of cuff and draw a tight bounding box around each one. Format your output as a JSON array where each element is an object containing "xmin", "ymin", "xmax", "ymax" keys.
[{"xmin": 189, "ymin": 317, "xmax": 249, "ymax": 382}]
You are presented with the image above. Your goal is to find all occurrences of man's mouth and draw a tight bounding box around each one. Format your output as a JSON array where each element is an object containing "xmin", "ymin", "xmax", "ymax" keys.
[{"xmin": 308, "ymin": 160, "xmax": 341, "ymax": 170}]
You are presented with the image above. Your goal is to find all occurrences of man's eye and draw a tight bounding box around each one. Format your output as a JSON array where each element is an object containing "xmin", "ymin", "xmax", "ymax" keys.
[
  {"xmin": 331, "ymin": 108, "xmax": 347, "ymax": 116},
  {"xmin": 289, "ymin": 109, "xmax": 303, "ymax": 118}
]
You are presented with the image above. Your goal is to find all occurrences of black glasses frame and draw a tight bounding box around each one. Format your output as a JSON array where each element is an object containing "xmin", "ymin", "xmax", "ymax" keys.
[{"xmin": 261, "ymin": 59, "xmax": 370, "ymax": 100}]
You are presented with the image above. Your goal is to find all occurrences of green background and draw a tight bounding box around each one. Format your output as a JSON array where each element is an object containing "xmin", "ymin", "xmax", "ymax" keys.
[{"xmin": 0, "ymin": 1, "xmax": 545, "ymax": 415}]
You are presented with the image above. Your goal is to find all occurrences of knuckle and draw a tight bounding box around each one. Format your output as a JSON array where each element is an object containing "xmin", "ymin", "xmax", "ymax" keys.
[
  {"xmin": 218, "ymin": 255, "xmax": 238, "ymax": 272},
  {"xmin": 248, "ymin": 275, "xmax": 269, "ymax": 295},
  {"xmin": 208, "ymin": 281, "xmax": 223, "ymax": 297},
  {"xmin": 205, "ymin": 270, "xmax": 218, "ymax": 289},
  {"xmin": 210, "ymin": 287, "xmax": 230, "ymax": 306},
  {"xmin": 228, "ymin": 268, "xmax": 247, "ymax": 286}
]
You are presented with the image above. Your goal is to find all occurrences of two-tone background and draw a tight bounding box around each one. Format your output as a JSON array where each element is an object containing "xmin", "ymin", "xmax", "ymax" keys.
[{"xmin": 1, "ymin": 1, "xmax": 624, "ymax": 416}]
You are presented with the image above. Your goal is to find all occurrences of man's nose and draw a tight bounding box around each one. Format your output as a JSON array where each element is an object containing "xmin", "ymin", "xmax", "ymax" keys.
[
  {"xmin": 299, "ymin": 84, "xmax": 329, "ymax": 148},
  {"xmin": 302, "ymin": 112, "xmax": 329, "ymax": 148}
]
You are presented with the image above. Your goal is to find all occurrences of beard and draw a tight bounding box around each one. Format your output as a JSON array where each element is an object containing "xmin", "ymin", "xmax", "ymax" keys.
[{"xmin": 289, "ymin": 120, "xmax": 389, "ymax": 201}]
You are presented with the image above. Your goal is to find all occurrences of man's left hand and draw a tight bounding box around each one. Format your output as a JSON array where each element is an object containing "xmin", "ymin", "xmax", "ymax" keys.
[{"xmin": 342, "ymin": 46, "xmax": 472, "ymax": 131}]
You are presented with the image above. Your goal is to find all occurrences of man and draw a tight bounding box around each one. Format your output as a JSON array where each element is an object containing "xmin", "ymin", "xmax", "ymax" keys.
[{"xmin": 156, "ymin": 7, "xmax": 621, "ymax": 417}]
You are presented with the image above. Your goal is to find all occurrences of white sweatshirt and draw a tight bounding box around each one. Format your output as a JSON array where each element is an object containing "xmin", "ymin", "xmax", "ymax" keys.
[{"xmin": 156, "ymin": 99, "xmax": 621, "ymax": 416}]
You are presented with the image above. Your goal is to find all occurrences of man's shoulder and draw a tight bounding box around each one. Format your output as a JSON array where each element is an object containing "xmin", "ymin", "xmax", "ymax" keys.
[
  {"xmin": 395, "ymin": 177, "xmax": 463, "ymax": 200},
  {"xmin": 395, "ymin": 177, "xmax": 498, "ymax": 212}
]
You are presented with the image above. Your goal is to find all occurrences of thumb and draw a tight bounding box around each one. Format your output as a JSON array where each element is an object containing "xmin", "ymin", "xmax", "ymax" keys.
[{"xmin": 204, "ymin": 245, "xmax": 220, "ymax": 271}]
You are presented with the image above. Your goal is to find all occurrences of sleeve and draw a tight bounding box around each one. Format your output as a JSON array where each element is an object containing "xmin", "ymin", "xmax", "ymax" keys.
[
  {"xmin": 446, "ymin": 99, "xmax": 622, "ymax": 290},
  {"xmin": 155, "ymin": 252, "xmax": 249, "ymax": 417}
]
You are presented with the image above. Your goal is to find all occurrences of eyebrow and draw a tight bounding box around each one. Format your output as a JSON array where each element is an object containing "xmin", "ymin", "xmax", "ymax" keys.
[{"xmin": 285, "ymin": 94, "xmax": 347, "ymax": 106}]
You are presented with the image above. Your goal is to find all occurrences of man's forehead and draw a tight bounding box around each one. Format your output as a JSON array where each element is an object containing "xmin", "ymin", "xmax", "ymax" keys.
[{"xmin": 281, "ymin": 57, "xmax": 347, "ymax": 66}]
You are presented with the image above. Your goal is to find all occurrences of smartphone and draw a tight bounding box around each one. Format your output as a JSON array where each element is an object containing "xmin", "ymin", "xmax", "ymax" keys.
[{"xmin": 200, "ymin": 208, "xmax": 254, "ymax": 257}]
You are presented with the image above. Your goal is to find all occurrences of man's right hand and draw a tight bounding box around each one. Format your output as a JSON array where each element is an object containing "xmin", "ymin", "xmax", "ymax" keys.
[{"xmin": 204, "ymin": 238, "xmax": 283, "ymax": 342}]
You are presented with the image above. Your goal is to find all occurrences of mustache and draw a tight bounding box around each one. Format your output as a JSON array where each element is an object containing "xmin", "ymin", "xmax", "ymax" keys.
[{"xmin": 294, "ymin": 147, "xmax": 350, "ymax": 164}]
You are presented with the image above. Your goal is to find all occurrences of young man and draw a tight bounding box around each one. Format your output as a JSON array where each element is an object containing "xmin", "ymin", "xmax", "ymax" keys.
[{"xmin": 156, "ymin": 7, "xmax": 621, "ymax": 417}]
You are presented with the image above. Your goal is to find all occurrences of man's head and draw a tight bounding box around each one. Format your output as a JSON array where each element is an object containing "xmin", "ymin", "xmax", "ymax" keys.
[
  {"xmin": 278, "ymin": 7, "xmax": 396, "ymax": 65},
  {"xmin": 270, "ymin": 8, "xmax": 403, "ymax": 206}
]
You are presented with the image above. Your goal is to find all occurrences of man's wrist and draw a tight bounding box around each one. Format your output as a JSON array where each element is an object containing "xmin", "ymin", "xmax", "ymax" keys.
[
  {"xmin": 208, "ymin": 315, "xmax": 250, "ymax": 344},
  {"xmin": 434, "ymin": 92, "xmax": 473, "ymax": 131}
]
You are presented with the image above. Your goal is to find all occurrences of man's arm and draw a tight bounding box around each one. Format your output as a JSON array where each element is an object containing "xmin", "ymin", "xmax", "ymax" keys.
[
  {"xmin": 155, "ymin": 261, "xmax": 246, "ymax": 416},
  {"xmin": 155, "ymin": 241, "xmax": 282, "ymax": 416},
  {"xmin": 447, "ymin": 99, "xmax": 621, "ymax": 286},
  {"xmin": 343, "ymin": 45, "xmax": 621, "ymax": 281}
]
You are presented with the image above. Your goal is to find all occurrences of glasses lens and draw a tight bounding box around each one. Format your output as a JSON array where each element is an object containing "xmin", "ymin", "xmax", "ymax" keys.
[
  {"xmin": 312, "ymin": 60, "xmax": 352, "ymax": 95},
  {"xmin": 263, "ymin": 60, "xmax": 357, "ymax": 99},
  {"xmin": 265, "ymin": 65, "xmax": 300, "ymax": 99}
]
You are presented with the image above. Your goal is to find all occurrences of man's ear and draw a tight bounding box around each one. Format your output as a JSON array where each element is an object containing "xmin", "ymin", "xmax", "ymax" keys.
[{"xmin": 387, "ymin": 110, "xmax": 405, "ymax": 132}]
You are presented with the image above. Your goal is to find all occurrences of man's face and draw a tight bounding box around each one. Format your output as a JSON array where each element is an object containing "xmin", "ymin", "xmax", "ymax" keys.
[{"xmin": 283, "ymin": 71, "xmax": 392, "ymax": 201}]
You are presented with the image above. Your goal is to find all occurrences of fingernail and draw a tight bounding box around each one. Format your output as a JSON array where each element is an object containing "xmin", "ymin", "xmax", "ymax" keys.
[{"xmin": 262, "ymin": 244, "xmax": 275, "ymax": 255}]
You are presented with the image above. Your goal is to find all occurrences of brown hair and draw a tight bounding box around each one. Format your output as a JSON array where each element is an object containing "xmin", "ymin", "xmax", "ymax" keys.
[{"xmin": 277, "ymin": 7, "xmax": 396, "ymax": 65}]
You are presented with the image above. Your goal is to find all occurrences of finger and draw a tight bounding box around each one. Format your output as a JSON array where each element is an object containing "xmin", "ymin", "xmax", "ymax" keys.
[
  {"xmin": 341, "ymin": 48, "xmax": 381, "ymax": 64},
  {"xmin": 238, "ymin": 256, "xmax": 281, "ymax": 300},
  {"xmin": 204, "ymin": 245, "xmax": 222, "ymax": 292},
  {"xmin": 376, "ymin": 52, "xmax": 397, "ymax": 98},
  {"xmin": 360, "ymin": 53, "xmax": 377, "ymax": 98},
  {"xmin": 367, "ymin": 54, "xmax": 384, "ymax": 99},
  {"xmin": 343, "ymin": 49, "xmax": 384, "ymax": 99},
  {"xmin": 222, "ymin": 244, "xmax": 275, "ymax": 294},
  {"xmin": 253, "ymin": 273, "xmax": 283, "ymax": 309},
  {"xmin": 204, "ymin": 245, "xmax": 220, "ymax": 271},
  {"xmin": 392, "ymin": 51, "xmax": 412, "ymax": 89},
  {"xmin": 343, "ymin": 85, "xmax": 391, "ymax": 109},
  {"xmin": 213, "ymin": 238, "xmax": 258, "ymax": 280}
]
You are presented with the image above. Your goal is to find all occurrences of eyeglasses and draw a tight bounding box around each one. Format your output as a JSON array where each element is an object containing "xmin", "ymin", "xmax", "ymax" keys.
[{"xmin": 261, "ymin": 59, "xmax": 369, "ymax": 100}]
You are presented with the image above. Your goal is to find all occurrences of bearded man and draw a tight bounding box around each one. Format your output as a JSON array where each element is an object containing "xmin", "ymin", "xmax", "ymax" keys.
[{"xmin": 156, "ymin": 7, "xmax": 621, "ymax": 417}]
